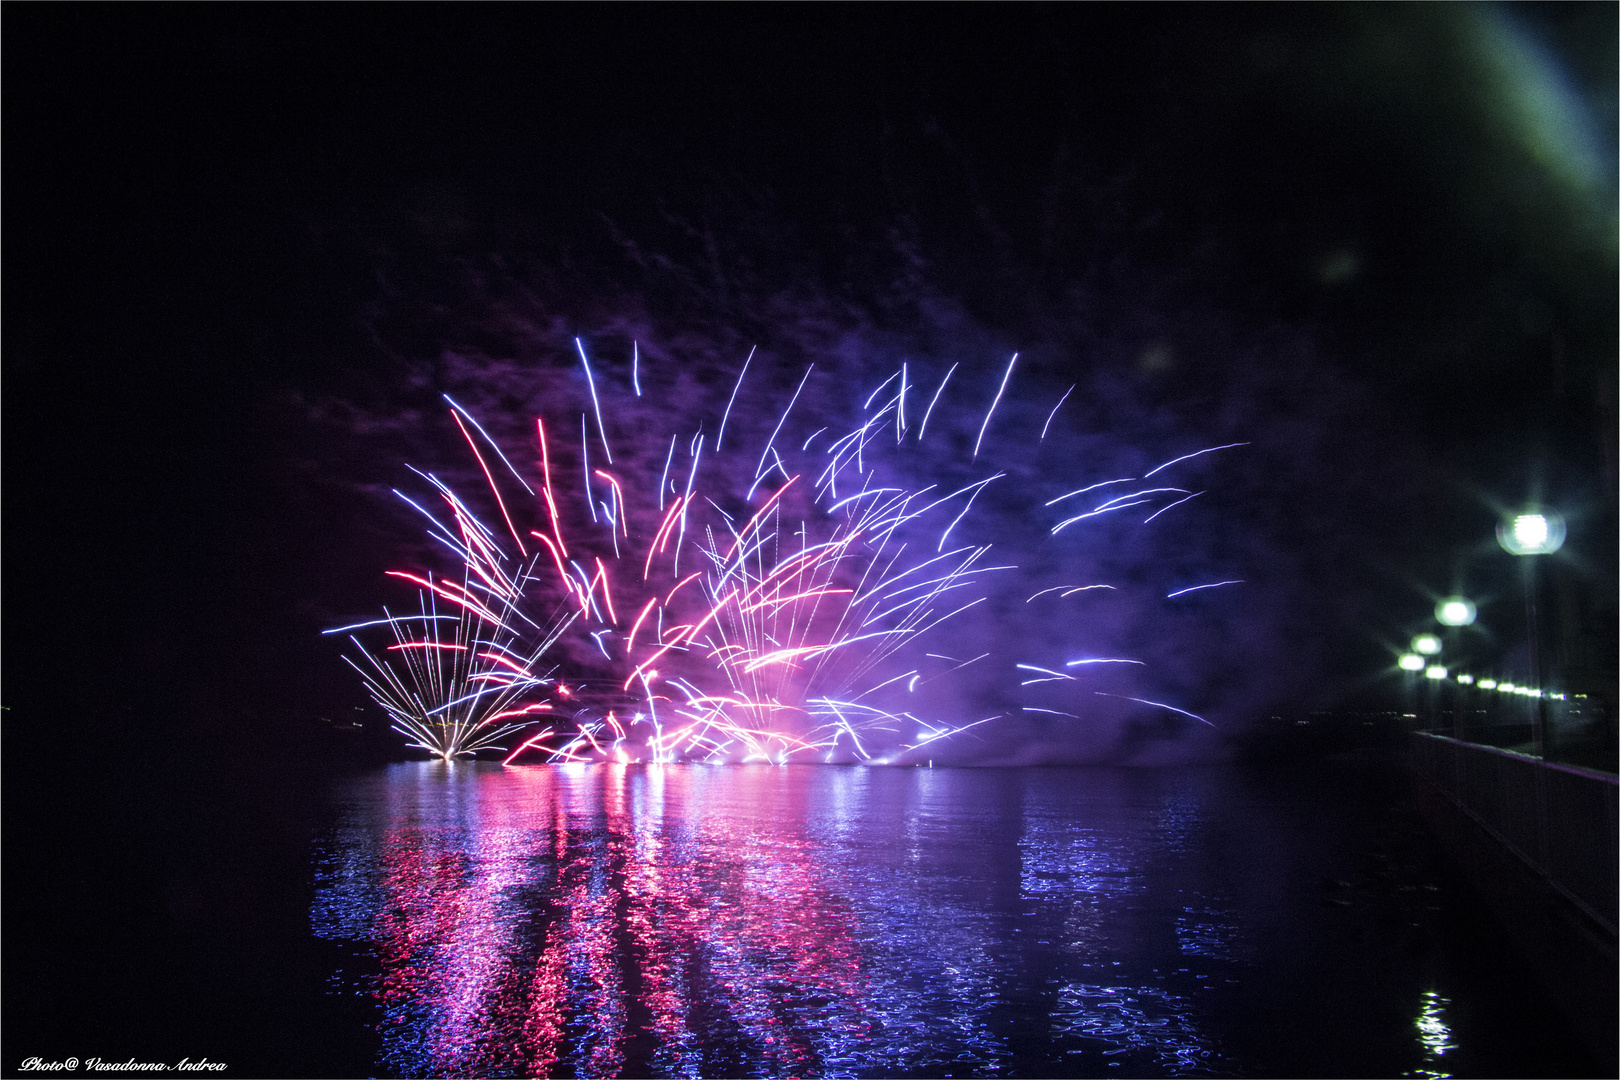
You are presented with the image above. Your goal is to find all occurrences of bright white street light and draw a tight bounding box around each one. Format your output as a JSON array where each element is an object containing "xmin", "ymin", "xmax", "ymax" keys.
[
  {"xmin": 1398, "ymin": 653, "xmax": 1426, "ymax": 672},
  {"xmin": 1496, "ymin": 506, "xmax": 1563, "ymax": 758},
  {"xmin": 1435, "ymin": 598, "xmax": 1476, "ymax": 626},
  {"xmin": 1496, "ymin": 510, "xmax": 1566, "ymax": 556},
  {"xmin": 1424, "ymin": 666, "xmax": 1448, "ymax": 680},
  {"xmin": 1456, "ymin": 674, "xmax": 1474, "ymax": 685},
  {"xmin": 1412, "ymin": 634, "xmax": 1442, "ymax": 656},
  {"xmin": 1478, "ymin": 678, "xmax": 1497, "ymax": 689}
]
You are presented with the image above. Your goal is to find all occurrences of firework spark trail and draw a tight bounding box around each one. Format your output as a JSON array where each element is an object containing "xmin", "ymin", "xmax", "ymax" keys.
[
  {"xmin": 576, "ymin": 338, "xmax": 614, "ymax": 464},
  {"xmin": 749, "ymin": 364, "xmax": 814, "ymax": 498},
  {"xmin": 1015, "ymin": 437, "xmax": 1251, "ymax": 741},
  {"xmin": 342, "ymin": 352, "xmax": 1023, "ymax": 765},
  {"xmin": 916, "ymin": 362, "xmax": 957, "ymax": 442},
  {"xmin": 715, "ymin": 346, "xmax": 755, "ymax": 452},
  {"xmin": 1093, "ymin": 693, "xmax": 1215, "ymax": 728},
  {"xmin": 1043, "ymin": 441, "xmax": 1247, "ymax": 529},
  {"xmin": 1141, "ymin": 441, "xmax": 1249, "ymax": 479},
  {"xmin": 338, "ymin": 556, "xmax": 575, "ymax": 760},
  {"xmin": 972, "ymin": 352, "xmax": 1018, "ymax": 459},
  {"xmin": 1040, "ymin": 384, "xmax": 1075, "ymax": 441},
  {"xmin": 1166, "ymin": 580, "xmax": 1244, "ymax": 599}
]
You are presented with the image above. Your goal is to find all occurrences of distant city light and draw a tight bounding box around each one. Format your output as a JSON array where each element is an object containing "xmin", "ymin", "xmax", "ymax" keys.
[
  {"xmin": 1456, "ymin": 674, "xmax": 1474, "ymax": 685},
  {"xmin": 1424, "ymin": 666, "xmax": 1448, "ymax": 680},
  {"xmin": 1496, "ymin": 509, "xmax": 1566, "ymax": 555},
  {"xmin": 1435, "ymin": 598, "xmax": 1476, "ymax": 626},
  {"xmin": 1498, "ymin": 682, "xmax": 1516, "ymax": 693},
  {"xmin": 1412, "ymin": 634, "xmax": 1442, "ymax": 656},
  {"xmin": 1478, "ymin": 678, "xmax": 1497, "ymax": 689},
  {"xmin": 1398, "ymin": 653, "xmax": 1426, "ymax": 672}
]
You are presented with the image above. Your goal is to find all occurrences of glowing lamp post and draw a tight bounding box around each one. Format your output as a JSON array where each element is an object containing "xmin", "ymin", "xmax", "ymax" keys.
[
  {"xmin": 1396, "ymin": 635, "xmax": 1447, "ymax": 731},
  {"xmin": 1497, "ymin": 508, "xmax": 1564, "ymax": 758},
  {"xmin": 1433, "ymin": 598, "xmax": 1474, "ymax": 737},
  {"xmin": 1393, "ymin": 651, "xmax": 1425, "ymax": 729},
  {"xmin": 1496, "ymin": 512, "xmax": 1565, "ymax": 557},
  {"xmin": 1435, "ymin": 598, "xmax": 1476, "ymax": 627}
]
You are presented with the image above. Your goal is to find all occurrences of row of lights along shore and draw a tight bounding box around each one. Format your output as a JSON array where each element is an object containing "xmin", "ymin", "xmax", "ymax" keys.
[
  {"xmin": 1397, "ymin": 639, "xmax": 1575, "ymax": 702},
  {"xmin": 1394, "ymin": 509, "xmax": 1574, "ymax": 752}
]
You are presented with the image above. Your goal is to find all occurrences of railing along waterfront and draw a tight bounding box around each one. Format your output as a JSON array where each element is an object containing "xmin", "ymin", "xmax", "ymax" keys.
[{"xmin": 1411, "ymin": 732, "xmax": 1618, "ymax": 935}]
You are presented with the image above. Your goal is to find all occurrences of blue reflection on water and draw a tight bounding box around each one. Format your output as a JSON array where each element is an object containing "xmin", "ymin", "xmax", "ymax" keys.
[
  {"xmin": 310, "ymin": 761, "xmax": 1451, "ymax": 1078},
  {"xmin": 310, "ymin": 764, "xmax": 1232, "ymax": 1076}
]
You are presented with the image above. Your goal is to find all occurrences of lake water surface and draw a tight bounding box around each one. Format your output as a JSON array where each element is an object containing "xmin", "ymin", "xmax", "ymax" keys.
[{"xmin": 305, "ymin": 759, "xmax": 1592, "ymax": 1078}]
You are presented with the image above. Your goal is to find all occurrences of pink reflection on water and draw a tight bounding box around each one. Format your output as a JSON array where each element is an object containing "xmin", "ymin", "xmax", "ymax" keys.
[{"xmin": 322, "ymin": 763, "xmax": 868, "ymax": 1078}]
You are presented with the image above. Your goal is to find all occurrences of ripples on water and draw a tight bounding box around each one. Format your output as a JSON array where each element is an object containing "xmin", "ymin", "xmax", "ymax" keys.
[{"xmin": 311, "ymin": 762, "xmax": 1460, "ymax": 1078}]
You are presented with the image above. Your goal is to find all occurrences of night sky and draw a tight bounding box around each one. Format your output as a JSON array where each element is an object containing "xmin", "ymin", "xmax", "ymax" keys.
[{"xmin": 6, "ymin": 5, "xmax": 1615, "ymax": 765}]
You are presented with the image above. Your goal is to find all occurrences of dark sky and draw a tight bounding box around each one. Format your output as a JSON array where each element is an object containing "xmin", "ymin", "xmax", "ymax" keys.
[{"xmin": 6, "ymin": 4, "xmax": 1615, "ymax": 762}]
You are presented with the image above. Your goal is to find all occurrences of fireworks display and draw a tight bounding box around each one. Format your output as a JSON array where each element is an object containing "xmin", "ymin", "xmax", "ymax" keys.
[
  {"xmin": 331, "ymin": 343, "xmax": 1038, "ymax": 764},
  {"xmin": 326, "ymin": 567, "xmax": 573, "ymax": 762}
]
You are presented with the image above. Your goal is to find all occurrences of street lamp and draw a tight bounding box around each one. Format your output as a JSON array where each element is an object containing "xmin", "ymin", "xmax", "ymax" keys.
[
  {"xmin": 1402, "ymin": 635, "xmax": 1448, "ymax": 731},
  {"xmin": 1496, "ymin": 512, "xmax": 1566, "ymax": 556},
  {"xmin": 1497, "ymin": 507, "xmax": 1564, "ymax": 758},
  {"xmin": 1432, "ymin": 597, "xmax": 1474, "ymax": 738},
  {"xmin": 1412, "ymin": 634, "xmax": 1443, "ymax": 656},
  {"xmin": 1435, "ymin": 597, "xmax": 1476, "ymax": 627}
]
